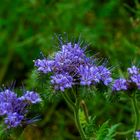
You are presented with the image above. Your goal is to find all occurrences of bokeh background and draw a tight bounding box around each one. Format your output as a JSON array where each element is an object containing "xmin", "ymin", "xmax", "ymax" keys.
[{"xmin": 0, "ymin": 0, "xmax": 140, "ymax": 139}]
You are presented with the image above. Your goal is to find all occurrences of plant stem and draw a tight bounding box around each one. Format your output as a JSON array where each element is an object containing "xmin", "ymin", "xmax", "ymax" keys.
[
  {"xmin": 131, "ymin": 93, "xmax": 139, "ymax": 131},
  {"xmin": 74, "ymin": 98, "xmax": 87, "ymax": 140},
  {"xmin": 116, "ymin": 128, "xmax": 134, "ymax": 135},
  {"xmin": 62, "ymin": 92, "xmax": 87, "ymax": 140},
  {"xmin": 62, "ymin": 93, "xmax": 75, "ymax": 110}
]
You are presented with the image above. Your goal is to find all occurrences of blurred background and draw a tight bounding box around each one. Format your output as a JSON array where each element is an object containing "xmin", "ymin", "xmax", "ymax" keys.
[{"xmin": 0, "ymin": 0, "xmax": 140, "ymax": 139}]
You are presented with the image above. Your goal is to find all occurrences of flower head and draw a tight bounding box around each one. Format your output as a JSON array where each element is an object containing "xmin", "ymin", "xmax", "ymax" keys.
[
  {"xmin": 34, "ymin": 39, "xmax": 112, "ymax": 91},
  {"xmin": 130, "ymin": 74, "xmax": 140, "ymax": 89},
  {"xmin": 112, "ymin": 78, "xmax": 128, "ymax": 91},
  {"xmin": 97, "ymin": 66, "xmax": 112, "ymax": 85},
  {"xmin": 4, "ymin": 113, "xmax": 24, "ymax": 128},
  {"xmin": 53, "ymin": 43, "xmax": 88, "ymax": 74},
  {"xmin": 128, "ymin": 65, "xmax": 139, "ymax": 75},
  {"xmin": 0, "ymin": 89, "xmax": 41, "ymax": 128},
  {"xmin": 0, "ymin": 102, "xmax": 12, "ymax": 115},
  {"xmin": 20, "ymin": 91, "xmax": 42, "ymax": 104},
  {"xmin": 78, "ymin": 65, "xmax": 100, "ymax": 86},
  {"xmin": 0, "ymin": 89, "xmax": 17, "ymax": 103},
  {"xmin": 34, "ymin": 59, "xmax": 54, "ymax": 73},
  {"xmin": 51, "ymin": 73, "xmax": 73, "ymax": 91},
  {"xmin": 127, "ymin": 65, "xmax": 140, "ymax": 89}
]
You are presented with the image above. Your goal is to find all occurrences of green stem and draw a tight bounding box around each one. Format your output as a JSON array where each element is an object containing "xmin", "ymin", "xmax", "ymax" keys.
[
  {"xmin": 131, "ymin": 93, "xmax": 139, "ymax": 131},
  {"xmin": 74, "ymin": 98, "xmax": 87, "ymax": 140},
  {"xmin": 62, "ymin": 92, "xmax": 86, "ymax": 140},
  {"xmin": 116, "ymin": 128, "xmax": 134, "ymax": 135},
  {"xmin": 62, "ymin": 93, "xmax": 75, "ymax": 110}
]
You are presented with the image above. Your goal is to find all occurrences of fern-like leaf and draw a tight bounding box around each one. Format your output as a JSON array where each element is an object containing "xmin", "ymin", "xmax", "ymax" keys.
[
  {"xmin": 96, "ymin": 121, "xmax": 109, "ymax": 140},
  {"xmin": 104, "ymin": 123, "xmax": 120, "ymax": 140}
]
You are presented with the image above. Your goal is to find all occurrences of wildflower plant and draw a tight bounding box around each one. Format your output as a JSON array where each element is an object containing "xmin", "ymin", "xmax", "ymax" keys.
[
  {"xmin": 34, "ymin": 34, "xmax": 140, "ymax": 139},
  {"xmin": 34, "ymin": 35, "xmax": 116, "ymax": 140}
]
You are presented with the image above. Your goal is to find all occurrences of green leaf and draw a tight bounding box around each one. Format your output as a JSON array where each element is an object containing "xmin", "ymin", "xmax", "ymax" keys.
[
  {"xmin": 96, "ymin": 121, "xmax": 109, "ymax": 140},
  {"xmin": 85, "ymin": 116, "xmax": 96, "ymax": 138},
  {"xmin": 104, "ymin": 123, "xmax": 120, "ymax": 140}
]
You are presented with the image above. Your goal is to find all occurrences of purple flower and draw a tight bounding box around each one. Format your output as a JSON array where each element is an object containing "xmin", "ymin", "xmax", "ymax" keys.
[
  {"xmin": 127, "ymin": 65, "xmax": 140, "ymax": 89},
  {"xmin": 97, "ymin": 66, "xmax": 112, "ymax": 85},
  {"xmin": 0, "ymin": 102, "xmax": 12, "ymax": 115},
  {"xmin": 111, "ymin": 65, "xmax": 140, "ymax": 92},
  {"xmin": 128, "ymin": 65, "xmax": 139, "ymax": 75},
  {"xmin": 61, "ymin": 43, "xmax": 85, "ymax": 60},
  {"xmin": 51, "ymin": 73, "xmax": 73, "ymax": 91},
  {"xmin": 20, "ymin": 91, "xmax": 42, "ymax": 104},
  {"xmin": 4, "ymin": 113, "xmax": 24, "ymax": 128},
  {"xmin": 0, "ymin": 89, "xmax": 41, "ymax": 128},
  {"xmin": 112, "ymin": 78, "xmax": 128, "ymax": 91},
  {"xmin": 0, "ymin": 89, "xmax": 17, "ymax": 103},
  {"xmin": 135, "ymin": 131, "xmax": 140, "ymax": 140},
  {"xmin": 34, "ymin": 59, "xmax": 54, "ymax": 73},
  {"xmin": 78, "ymin": 65, "xmax": 100, "ymax": 86},
  {"xmin": 130, "ymin": 74, "xmax": 140, "ymax": 89},
  {"xmin": 54, "ymin": 43, "xmax": 88, "ymax": 74},
  {"xmin": 34, "ymin": 41, "xmax": 112, "ymax": 91}
]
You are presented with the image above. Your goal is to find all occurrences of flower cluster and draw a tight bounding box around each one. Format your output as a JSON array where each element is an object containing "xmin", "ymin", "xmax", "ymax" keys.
[
  {"xmin": 0, "ymin": 89, "xmax": 41, "ymax": 128},
  {"xmin": 128, "ymin": 66, "xmax": 140, "ymax": 89},
  {"xmin": 77, "ymin": 65, "xmax": 100, "ymax": 86},
  {"xmin": 112, "ymin": 65, "xmax": 140, "ymax": 91},
  {"xmin": 34, "ymin": 42, "xmax": 112, "ymax": 91},
  {"xmin": 112, "ymin": 78, "xmax": 127, "ymax": 91},
  {"xmin": 51, "ymin": 73, "xmax": 73, "ymax": 91}
]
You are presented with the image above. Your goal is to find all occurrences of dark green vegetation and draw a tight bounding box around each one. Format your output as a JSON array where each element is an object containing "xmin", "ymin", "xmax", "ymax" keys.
[{"xmin": 0, "ymin": 0, "xmax": 140, "ymax": 139}]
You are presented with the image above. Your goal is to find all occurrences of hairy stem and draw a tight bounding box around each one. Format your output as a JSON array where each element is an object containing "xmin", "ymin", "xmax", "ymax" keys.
[
  {"xmin": 62, "ymin": 92, "xmax": 87, "ymax": 140},
  {"xmin": 62, "ymin": 93, "xmax": 75, "ymax": 110},
  {"xmin": 74, "ymin": 98, "xmax": 87, "ymax": 140}
]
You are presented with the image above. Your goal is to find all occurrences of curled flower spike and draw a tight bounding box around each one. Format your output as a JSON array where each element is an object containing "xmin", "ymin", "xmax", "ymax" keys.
[
  {"xmin": 128, "ymin": 65, "xmax": 140, "ymax": 90},
  {"xmin": 34, "ymin": 59, "xmax": 55, "ymax": 73},
  {"xmin": 130, "ymin": 74, "xmax": 140, "ymax": 89},
  {"xmin": 128, "ymin": 65, "xmax": 139, "ymax": 75},
  {"xmin": 53, "ymin": 42, "xmax": 88, "ymax": 74},
  {"xmin": 51, "ymin": 73, "xmax": 73, "ymax": 91},
  {"xmin": 78, "ymin": 65, "xmax": 100, "ymax": 86},
  {"xmin": 20, "ymin": 91, "xmax": 42, "ymax": 104},
  {"xmin": 4, "ymin": 113, "xmax": 24, "ymax": 128},
  {"xmin": 0, "ymin": 89, "xmax": 41, "ymax": 128},
  {"xmin": 112, "ymin": 78, "xmax": 128, "ymax": 91},
  {"xmin": 97, "ymin": 66, "xmax": 112, "ymax": 85}
]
